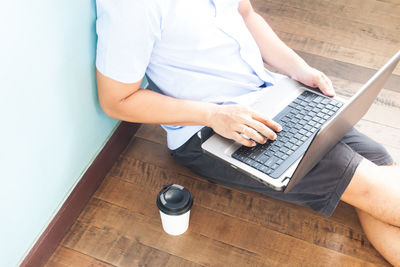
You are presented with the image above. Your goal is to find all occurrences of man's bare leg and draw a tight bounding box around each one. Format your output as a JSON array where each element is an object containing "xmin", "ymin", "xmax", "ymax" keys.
[
  {"xmin": 356, "ymin": 208, "xmax": 400, "ymax": 265},
  {"xmin": 342, "ymin": 159, "xmax": 400, "ymax": 226},
  {"xmin": 341, "ymin": 159, "xmax": 400, "ymax": 265}
]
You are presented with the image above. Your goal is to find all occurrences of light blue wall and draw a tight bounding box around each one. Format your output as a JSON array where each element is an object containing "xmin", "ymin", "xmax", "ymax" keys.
[{"xmin": 0, "ymin": 0, "xmax": 121, "ymax": 265}]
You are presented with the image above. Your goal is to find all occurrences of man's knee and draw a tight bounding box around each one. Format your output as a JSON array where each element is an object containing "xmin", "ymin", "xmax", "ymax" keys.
[{"xmin": 341, "ymin": 159, "xmax": 378, "ymax": 208}]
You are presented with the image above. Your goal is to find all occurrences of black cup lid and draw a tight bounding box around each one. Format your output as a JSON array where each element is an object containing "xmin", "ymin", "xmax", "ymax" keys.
[{"xmin": 156, "ymin": 184, "xmax": 193, "ymax": 215}]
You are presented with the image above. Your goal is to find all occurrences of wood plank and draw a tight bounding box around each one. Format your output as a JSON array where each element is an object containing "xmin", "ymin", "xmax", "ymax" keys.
[
  {"xmin": 64, "ymin": 199, "xmax": 277, "ymax": 266},
  {"xmin": 94, "ymin": 176, "xmax": 387, "ymax": 266},
  {"xmin": 330, "ymin": 76, "xmax": 400, "ymax": 105},
  {"xmin": 135, "ymin": 124, "xmax": 166, "ymax": 145},
  {"xmin": 362, "ymin": 104, "xmax": 400, "ymax": 130},
  {"xmin": 100, "ymin": 153, "xmax": 388, "ymax": 265},
  {"xmin": 73, "ymin": 196, "xmax": 381, "ymax": 267},
  {"xmin": 355, "ymin": 122, "xmax": 400, "ymax": 164},
  {"xmin": 60, "ymin": 220, "xmax": 203, "ymax": 267},
  {"xmin": 275, "ymin": 31, "xmax": 400, "ymax": 76},
  {"xmin": 355, "ymin": 120, "xmax": 400, "ymax": 150},
  {"xmin": 124, "ymin": 136, "xmax": 197, "ymax": 177},
  {"xmin": 254, "ymin": 0, "xmax": 400, "ymax": 32},
  {"xmin": 327, "ymin": 0, "xmax": 400, "ymax": 17},
  {"xmin": 298, "ymin": 51, "xmax": 400, "ymax": 93},
  {"xmin": 44, "ymin": 246, "xmax": 116, "ymax": 267},
  {"xmin": 260, "ymin": 5, "xmax": 400, "ymax": 58},
  {"xmin": 262, "ymin": 6, "xmax": 400, "ymax": 53},
  {"xmin": 253, "ymin": 0, "xmax": 400, "ymax": 74}
]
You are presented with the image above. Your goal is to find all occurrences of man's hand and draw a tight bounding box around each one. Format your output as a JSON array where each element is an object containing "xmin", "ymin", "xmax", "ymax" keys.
[
  {"xmin": 207, "ymin": 104, "xmax": 282, "ymax": 147},
  {"xmin": 293, "ymin": 66, "xmax": 336, "ymax": 97}
]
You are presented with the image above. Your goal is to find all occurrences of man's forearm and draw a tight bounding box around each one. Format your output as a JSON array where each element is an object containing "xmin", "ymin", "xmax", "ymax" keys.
[
  {"xmin": 241, "ymin": 7, "xmax": 309, "ymax": 80},
  {"xmin": 106, "ymin": 88, "xmax": 216, "ymax": 126},
  {"xmin": 101, "ymin": 86, "xmax": 281, "ymax": 147},
  {"xmin": 238, "ymin": 2, "xmax": 335, "ymax": 96}
]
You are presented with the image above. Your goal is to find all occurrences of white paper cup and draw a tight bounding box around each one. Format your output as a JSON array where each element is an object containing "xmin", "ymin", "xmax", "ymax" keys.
[{"xmin": 156, "ymin": 184, "xmax": 193, "ymax": 236}]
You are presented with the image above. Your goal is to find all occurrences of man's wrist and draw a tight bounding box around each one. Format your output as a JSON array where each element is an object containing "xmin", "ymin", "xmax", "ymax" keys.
[
  {"xmin": 201, "ymin": 102, "xmax": 219, "ymax": 127},
  {"xmin": 290, "ymin": 61, "xmax": 313, "ymax": 84}
]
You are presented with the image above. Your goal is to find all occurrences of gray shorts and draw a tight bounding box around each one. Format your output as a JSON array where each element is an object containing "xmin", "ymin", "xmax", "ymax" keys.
[{"xmin": 171, "ymin": 127, "xmax": 393, "ymax": 216}]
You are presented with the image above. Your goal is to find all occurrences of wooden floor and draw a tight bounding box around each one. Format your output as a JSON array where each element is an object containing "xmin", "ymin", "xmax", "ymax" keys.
[{"xmin": 45, "ymin": 0, "xmax": 400, "ymax": 266}]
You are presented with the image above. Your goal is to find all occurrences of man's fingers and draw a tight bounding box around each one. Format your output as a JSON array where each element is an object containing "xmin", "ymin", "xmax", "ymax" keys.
[
  {"xmin": 252, "ymin": 112, "xmax": 282, "ymax": 133},
  {"xmin": 211, "ymin": 104, "xmax": 283, "ymax": 147},
  {"xmin": 235, "ymin": 109, "xmax": 281, "ymax": 144},
  {"xmin": 239, "ymin": 124, "xmax": 267, "ymax": 144},
  {"xmin": 232, "ymin": 132, "xmax": 256, "ymax": 147},
  {"xmin": 235, "ymin": 124, "xmax": 265, "ymax": 144},
  {"xmin": 245, "ymin": 119, "xmax": 277, "ymax": 141},
  {"xmin": 318, "ymin": 73, "xmax": 335, "ymax": 97}
]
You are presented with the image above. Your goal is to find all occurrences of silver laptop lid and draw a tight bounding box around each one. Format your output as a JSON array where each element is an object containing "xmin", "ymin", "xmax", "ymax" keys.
[{"xmin": 285, "ymin": 50, "xmax": 400, "ymax": 192}]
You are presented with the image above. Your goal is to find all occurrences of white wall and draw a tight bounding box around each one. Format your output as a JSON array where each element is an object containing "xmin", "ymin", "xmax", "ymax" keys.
[{"xmin": 0, "ymin": 0, "xmax": 119, "ymax": 265}]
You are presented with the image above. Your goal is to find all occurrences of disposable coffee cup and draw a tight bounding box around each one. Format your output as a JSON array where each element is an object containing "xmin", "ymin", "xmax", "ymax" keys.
[{"xmin": 156, "ymin": 184, "xmax": 193, "ymax": 236}]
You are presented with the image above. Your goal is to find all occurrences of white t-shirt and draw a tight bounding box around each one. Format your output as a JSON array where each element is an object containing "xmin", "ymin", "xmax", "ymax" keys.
[{"xmin": 96, "ymin": 0, "xmax": 276, "ymax": 149}]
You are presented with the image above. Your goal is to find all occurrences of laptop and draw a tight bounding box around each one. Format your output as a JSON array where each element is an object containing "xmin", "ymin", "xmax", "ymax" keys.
[{"xmin": 201, "ymin": 50, "xmax": 400, "ymax": 192}]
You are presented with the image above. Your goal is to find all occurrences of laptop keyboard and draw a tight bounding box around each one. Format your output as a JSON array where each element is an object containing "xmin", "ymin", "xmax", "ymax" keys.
[{"xmin": 232, "ymin": 90, "xmax": 343, "ymax": 178}]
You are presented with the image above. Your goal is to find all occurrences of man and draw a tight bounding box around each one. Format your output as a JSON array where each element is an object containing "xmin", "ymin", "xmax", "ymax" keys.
[{"xmin": 95, "ymin": 0, "xmax": 400, "ymax": 264}]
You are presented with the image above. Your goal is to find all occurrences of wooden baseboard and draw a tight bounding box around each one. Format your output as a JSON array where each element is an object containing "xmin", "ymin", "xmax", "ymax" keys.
[{"xmin": 20, "ymin": 121, "xmax": 141, "ymax": 267}]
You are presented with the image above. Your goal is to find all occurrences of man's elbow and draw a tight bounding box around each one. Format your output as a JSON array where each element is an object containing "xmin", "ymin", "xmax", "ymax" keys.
[
  {"xmin": 98, "ymin": 93, "xmax": 122, "ymax": 119},
  {"xmin": 238, "ymin": 0, "xmax": 255, "ymax": 21},
  {"xmin": 96, "ymin": 69, "xmax": 142, "ymax": 120}
]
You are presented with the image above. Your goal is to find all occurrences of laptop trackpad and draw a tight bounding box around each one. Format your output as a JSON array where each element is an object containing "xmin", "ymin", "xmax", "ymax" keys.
[{"xmin": 252, "ymin": 78, "xmax": 304, "ymax": 117}]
